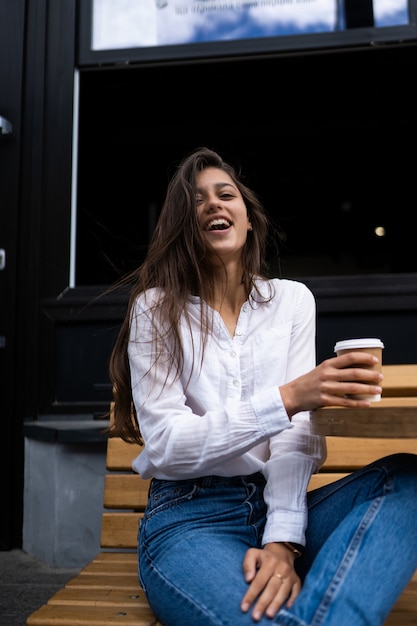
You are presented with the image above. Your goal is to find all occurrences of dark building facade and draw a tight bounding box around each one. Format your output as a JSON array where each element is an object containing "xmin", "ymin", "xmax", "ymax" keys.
[{"xmin": 1, "ymin": 1, "xmax": 417, "ymax": 553}]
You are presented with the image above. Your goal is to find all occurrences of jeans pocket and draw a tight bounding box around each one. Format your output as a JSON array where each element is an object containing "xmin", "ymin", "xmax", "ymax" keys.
[{"xmin": 145, "ymin": 478, "xmax": 198, "ymax": 518}]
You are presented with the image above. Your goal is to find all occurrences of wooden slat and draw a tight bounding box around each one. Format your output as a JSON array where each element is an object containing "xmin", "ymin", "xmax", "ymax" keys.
[
  {"xmin": 26, "ymin": 604, "xmax": 158, "ymax": 626},
  {"xmin": 308, "ymin": 473, "xmax": 349, "ymax": 490},
  {"xmin": 382, "ymin": 365, "xmax": 417, "ymax": 397},
  {"xmin": 100, "ymin": 513, "xmax": 141, "ymax": 549},
  {"xmin": 47, "ymin": 587, "xmax": 149, "ymax": 608},
  {"xmin": 104, "ymin": 474, "xmax": 149, "ymax": 509},
  {"xmin": 311, "ymin": 397, "xmax": 417, "ymax": 438},
  {"xmin": 80, "ymin": 560, "xmax": 137, "ymax": 576},
  {"xmin": 385, "ymin": 617, "xmax": 417, "ymax": 625},
  {"xmin": 66, "ymin": 574, "xmax": 139, "ymax": 591},
  {"xmin": 106, "ymin": 437, "xmax": 142, "ymax": 471},
  {"xmin": 324, "ymin": 437, "xmax": 417, "ymax": 470},
  {"xmin": 91, "ymin": 552, "xmax": 137, "ymax": 564}
]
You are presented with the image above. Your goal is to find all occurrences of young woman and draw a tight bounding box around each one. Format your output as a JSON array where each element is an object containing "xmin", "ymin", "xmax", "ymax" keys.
[{"xmin": 109, "ymin": 147, "xmax": 417, "ymax": 625}]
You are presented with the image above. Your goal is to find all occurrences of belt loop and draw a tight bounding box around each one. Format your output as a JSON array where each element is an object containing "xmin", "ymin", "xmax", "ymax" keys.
[{"xmin": 199, "ymin": 476, "xmax": 214, "ymax": 487}]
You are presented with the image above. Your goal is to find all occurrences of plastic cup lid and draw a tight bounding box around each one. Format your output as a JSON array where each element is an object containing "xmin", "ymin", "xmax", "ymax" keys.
[{"xmin": 334, "ymin": 338, "xmax": 385, "ymax": 352}]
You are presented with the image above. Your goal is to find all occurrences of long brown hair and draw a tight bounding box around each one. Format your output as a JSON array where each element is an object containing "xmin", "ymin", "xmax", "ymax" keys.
[{"xmin": 109, "ymin": 147, "xmax": 274, "ymax": 443}]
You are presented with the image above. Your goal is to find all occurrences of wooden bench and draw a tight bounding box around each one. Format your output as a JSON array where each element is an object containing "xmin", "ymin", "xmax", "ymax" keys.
[{"xmin": 27, "ymin": 364, "xmax": 417, "ymax": 626}]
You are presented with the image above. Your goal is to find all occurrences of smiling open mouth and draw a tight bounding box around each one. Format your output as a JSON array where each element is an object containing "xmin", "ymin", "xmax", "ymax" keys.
[{"xmin": 205, "ymin": 218, "xmax": 232, "ymax": 231}]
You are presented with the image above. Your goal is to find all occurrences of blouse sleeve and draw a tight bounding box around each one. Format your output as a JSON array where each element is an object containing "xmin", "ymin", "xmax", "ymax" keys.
[{"xmin": 262, "ymin": 285, "xmax": 327, "ymax": 546}]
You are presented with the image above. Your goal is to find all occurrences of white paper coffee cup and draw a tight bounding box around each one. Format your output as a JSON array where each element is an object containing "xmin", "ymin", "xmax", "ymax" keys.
[{"xmin": 334, "ymin": 338, "xmax": 384, "ymax": 401}]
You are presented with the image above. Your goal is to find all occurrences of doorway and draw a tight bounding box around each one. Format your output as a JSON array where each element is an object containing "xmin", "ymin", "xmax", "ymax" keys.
[{"xmin": 0, "ymin": 0, "xmax": 26, "ymax": 549}]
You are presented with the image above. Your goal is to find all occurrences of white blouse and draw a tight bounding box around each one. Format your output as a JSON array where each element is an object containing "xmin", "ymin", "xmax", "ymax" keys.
[{"xmin": 128, "ymin": 277, "xmax": 326, "ymax": 546}]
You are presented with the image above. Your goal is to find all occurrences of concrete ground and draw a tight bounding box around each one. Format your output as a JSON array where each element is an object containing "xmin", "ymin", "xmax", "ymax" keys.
[{"xmin": 0, "ymin": 549, "xmax": 79, "ymax": 626}]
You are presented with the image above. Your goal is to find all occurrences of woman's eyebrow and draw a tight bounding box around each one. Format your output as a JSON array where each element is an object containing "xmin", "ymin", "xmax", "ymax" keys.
[{"xmin": 196, "ymin": 182, "xmax": 237, "ymax": 193}]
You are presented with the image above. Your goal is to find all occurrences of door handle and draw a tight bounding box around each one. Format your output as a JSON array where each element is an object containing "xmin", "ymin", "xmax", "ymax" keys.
[
  {"xmin": 0, "ymin": 116, "xmax": 12, "ymax": 135},
  {"xmin": 0, "ymin": 249, "xmax": 5, "ymax": 270}
]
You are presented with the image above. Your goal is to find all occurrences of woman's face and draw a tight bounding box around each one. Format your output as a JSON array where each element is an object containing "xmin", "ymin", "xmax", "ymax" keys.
[{"xmin": 195, "ymin": 167, "xmax": 252, "ymax": 263}]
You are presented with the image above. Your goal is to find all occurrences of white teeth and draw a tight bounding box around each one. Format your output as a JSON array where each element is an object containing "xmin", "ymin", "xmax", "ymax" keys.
[{"xmin": 206, "ymin": 218, "xmax": 231, "ymax": 231}]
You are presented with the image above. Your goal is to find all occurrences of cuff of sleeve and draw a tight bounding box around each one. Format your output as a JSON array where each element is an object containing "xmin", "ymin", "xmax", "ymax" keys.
[
  {"xmin": 262, "ymin": 511, "xmax": 306, "ymax": 547},
  {"xmin": 251, "ymin": 387, "xmax": 293, "ymax": 437}
]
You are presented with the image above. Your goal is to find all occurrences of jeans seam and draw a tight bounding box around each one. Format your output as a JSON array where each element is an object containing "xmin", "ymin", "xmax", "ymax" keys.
[
  {"xmin": 275, "ymin": 608, "xmax": 310, "ymax": 625},
  {"xmin": 310, "ymin": 495, "xmax": 384, "ymax": 626}
]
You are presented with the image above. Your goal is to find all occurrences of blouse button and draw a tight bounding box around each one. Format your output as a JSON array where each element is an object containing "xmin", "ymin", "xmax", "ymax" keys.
[
  {"xmin": 235, "ymin": 329, "xmax": 242, "ymax": 336},
  {"xmin": 230, "ymin": 351, "xmax": 236, "ymax": 358},
  {"xmin": 233, "ymin": 380, "xmax": 240, "ymax": 387}
]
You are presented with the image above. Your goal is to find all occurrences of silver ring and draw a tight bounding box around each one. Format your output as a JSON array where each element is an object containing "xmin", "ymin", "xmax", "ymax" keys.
[{"xmin": 274, "ymin": 573, "xmax": 285, "ymax": 582}]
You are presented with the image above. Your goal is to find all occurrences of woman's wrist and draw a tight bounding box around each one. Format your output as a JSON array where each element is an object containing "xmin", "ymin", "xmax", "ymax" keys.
[
  {"xmin": 279, "ymin": 541, "xmax": 303, "ymax": 558},
  {"xmin": 279, "ymin": 383, "xmax": 298, "ymax": 420}
]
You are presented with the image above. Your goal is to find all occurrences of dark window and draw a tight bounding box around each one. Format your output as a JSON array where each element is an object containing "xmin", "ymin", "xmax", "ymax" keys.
[{"xmin": 76, "ymin": 44, "xmax": 417, "ymax": 285}]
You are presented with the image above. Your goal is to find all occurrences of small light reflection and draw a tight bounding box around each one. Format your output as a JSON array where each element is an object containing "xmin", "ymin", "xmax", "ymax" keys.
[
  {"xmin": 340, "ymin": 201, "xmax": 352, "ymax": 212},
  {"xmin": 374, "ymin": 226, "xmax": 386, "ymax": 237}
]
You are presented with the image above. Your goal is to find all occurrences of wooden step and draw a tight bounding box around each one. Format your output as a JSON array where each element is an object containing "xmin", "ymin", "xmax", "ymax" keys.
[
  {"xmin": 47, "ymin": 587, "xmax": 150, "ymax": 608},
  {"xmin": 91, "ymin": 552, "xmax": 137, "ymax": 564},
  {"xmin": 66, "ymin": 574, "xmax": 140, "ymax": 591},
  {"xmin": 80, "ymin": 560, "xmax": 138, "ymax": 576},
  {"xmin": 26, "ymin": 603, "xmax": 159, "ymax": 626}
]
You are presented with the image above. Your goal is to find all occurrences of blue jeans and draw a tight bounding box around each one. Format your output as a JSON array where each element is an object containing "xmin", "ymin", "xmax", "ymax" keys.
[{"xmin": 138, "ymin": 453, "xmax": 417, "ymax": 626}]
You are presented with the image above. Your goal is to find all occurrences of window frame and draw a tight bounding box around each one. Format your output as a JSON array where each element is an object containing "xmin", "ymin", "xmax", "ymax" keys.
[{"xmin": 77, "ymin": 0, "xmax": 417, "ymax": 67}]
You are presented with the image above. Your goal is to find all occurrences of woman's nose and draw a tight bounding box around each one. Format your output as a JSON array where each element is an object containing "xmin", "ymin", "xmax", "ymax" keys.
[{"xmin": 206, "ymin": 195, "xmax": 220, "ymax": 212}]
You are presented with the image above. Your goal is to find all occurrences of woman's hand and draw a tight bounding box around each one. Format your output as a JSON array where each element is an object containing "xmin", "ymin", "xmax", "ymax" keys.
[
  {"xmin": 280, "ymin": 352, "xmax": 383, "ymax": 419},
  {"xmin": 241, "ymin": 542, "xmax": 302, "ymax": 621}
]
